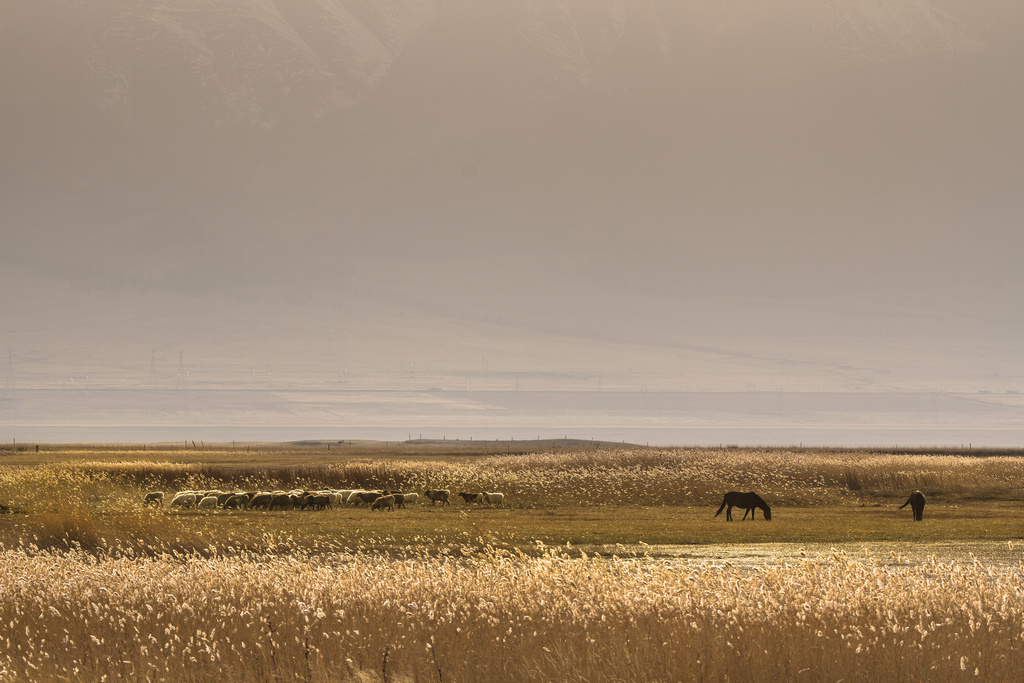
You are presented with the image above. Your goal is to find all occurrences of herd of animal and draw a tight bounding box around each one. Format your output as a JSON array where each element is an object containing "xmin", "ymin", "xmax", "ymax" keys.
[
  {"xmin": 143, "ymin": 488, "xmax": 504, "ymax": 512},
  {"xmin": 144, "ymin": 487, "xmax": 925, "ymax": 521},
  {"xmin": 711, "ymin": 489, "xmax": 927, "ymax": 522}
]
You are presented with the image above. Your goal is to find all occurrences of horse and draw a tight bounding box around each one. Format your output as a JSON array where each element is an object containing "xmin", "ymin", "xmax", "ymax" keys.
[
  {"xmin": 714, "ymin": 491, "xmax": 771, "ymax": 521},
  {"xmin": 899, "ymin": 490, "xmax": 925, "ymax": 521}
]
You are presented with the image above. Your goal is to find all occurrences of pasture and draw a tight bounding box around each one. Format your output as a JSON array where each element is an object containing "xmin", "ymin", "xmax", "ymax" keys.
[
  {"xmin": 1, "ymin": 443, "xmax": 1022, "ymax": 555},
  {"xmin": 1, "ymin": 444, "xmax": 1022, "ymax": 681}
]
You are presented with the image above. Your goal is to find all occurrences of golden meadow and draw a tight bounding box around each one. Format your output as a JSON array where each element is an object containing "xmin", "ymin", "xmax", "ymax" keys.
[{"xmin": 1, "ymin": 446, "xmax": 1022, "ymax": 681}]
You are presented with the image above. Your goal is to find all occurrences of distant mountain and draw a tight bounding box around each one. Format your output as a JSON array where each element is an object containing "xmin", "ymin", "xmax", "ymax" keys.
[
  {"xmin": 2, "ymin": 1, "xmax": 1020, "ymax": 338},
  {"xmin": 2, "ymin": 1, "xmax": 989, "ymax": 129},
  {"xmin": 79, "ymin": 0, "xmax": 438, "ymax": 126}
]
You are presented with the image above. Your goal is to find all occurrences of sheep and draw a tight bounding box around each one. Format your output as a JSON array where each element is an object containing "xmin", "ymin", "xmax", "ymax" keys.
[
  {"xmin": 336, "ymin": 490, "xmax": 355, "ymax": 505},
  {"xmin": 170, "ymin": 493, "xmax": 197, "ymax": 509},
  {"xmin": 301, "ymin": 494, "xmax": 332, "ymax": 511},
  {"xmin": 458, "ymin": 492, "xmax": 481, "ymax": 504},
  {"xmin": 425, "ymin": 489, "xmax": 450, "ymax": 506},
  {"xmin": 197, "ymin": 495, "xmax": 219, "ymax": 510},
  {"xmin": 479, "ymin": 492, "xmax": 504, "ymax": 507},
  {"xmin": 371, "ymin": 495, "xmax": 395, "ymax": 512},
  {"xmin": 143, "ymin": 492, "xmax": 164, "ymax": 507},
  {"xmin": 401, "ymin": 492, "xmax": 419, "ymax": 506},
  {"xmin": 223, "ymin": 494, "xmax": 249, "ymax": 510},
  {"xmin": 248, "ymin": 493, "xmax": 273, "ymax": 510},
  {"xmin": 269, "ymin": 494, "xmax": 295, "ymax": 511},
  {"xmin": 393, "ymin": 493, "xmax": 406, "ymax": 509},
  {"xmin": 355, "ymin": 491, "xmax": 384, "ymax": 506}
]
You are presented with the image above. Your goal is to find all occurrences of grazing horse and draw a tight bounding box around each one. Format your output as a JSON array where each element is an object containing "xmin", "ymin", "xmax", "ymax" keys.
[
  {"xmin": 715, "ymin": 491, "xmax": 771, "ymax": 521},
  {"xmin": 899, "ymin": 490, "xmax": 925, "ymax": 521}
]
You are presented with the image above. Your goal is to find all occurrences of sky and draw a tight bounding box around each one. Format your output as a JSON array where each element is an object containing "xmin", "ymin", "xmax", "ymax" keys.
[{"xmin": 1, "ymin": 1, "xmax": 1021, "ymax": 445}]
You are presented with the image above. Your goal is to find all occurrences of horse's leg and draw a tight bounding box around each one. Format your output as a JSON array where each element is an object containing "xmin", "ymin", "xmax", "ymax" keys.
[
  {"xmin": 742, "ymin": 507, "xmax": 750, "ymax": 520},
  {"xmin": 726, "ymin": 505, "xmax": 733, "ymax": 521}
]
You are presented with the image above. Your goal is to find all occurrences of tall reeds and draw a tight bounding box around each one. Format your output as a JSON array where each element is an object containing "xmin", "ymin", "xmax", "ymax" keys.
[
  {"xmin": 0, "ymin": 547, "xmax": 1020, "ymax": 681},
  {"xmin": 3, "ymin": 448, "xmax": 1021, "ymax": 510}
]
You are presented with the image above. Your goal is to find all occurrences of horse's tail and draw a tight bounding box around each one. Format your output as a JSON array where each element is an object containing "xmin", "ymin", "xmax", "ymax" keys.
[
  {"xmin": 898, "ymin": 496, "xmax": 911, "ymax": 509},
  {"xmin": 714, "ymin": 498, "xmax": 727, "ymax": 517}
]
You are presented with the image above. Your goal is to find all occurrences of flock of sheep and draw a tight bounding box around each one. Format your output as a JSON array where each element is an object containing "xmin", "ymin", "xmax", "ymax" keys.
[{"xmin": 143, "ymin": 488, "xmax": 505, "ymax": 512}]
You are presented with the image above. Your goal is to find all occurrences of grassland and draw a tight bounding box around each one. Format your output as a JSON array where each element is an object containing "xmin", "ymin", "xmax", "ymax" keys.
[
  {"xmin": 2, "ymin": 442, "xmax": 1021, "ymax": 555},
  {"xmin": 0, "ymin": 443, "xmax": 1021, "ymax": 681}
]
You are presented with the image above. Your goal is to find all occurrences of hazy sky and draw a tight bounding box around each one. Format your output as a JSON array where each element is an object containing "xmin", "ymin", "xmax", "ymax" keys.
[{"xmin": 2, "ymin": 1, "xmax": 1021, "ymax": 444}]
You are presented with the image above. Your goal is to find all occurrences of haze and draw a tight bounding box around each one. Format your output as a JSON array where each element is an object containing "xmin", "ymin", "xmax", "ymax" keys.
[{"xmin": 2, "ymin": 1, "xmax": 1021, "ymax": 446}]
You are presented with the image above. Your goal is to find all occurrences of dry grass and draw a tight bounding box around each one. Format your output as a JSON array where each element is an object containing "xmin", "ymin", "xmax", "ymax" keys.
[
  {"xmin": 1, "ymin": 447, "xmax": 1022, "ymax": 680},
  {"xmin": 4, "ymin": 446, "xmax": 1023, "ymax": 506},
  {"xmin": 1, "ymin": 447, "xmax": 1022, "ymax": 554},
  {"xmin": 0, "ymin": 546, "xmax": 1021, "ymax": 682}
]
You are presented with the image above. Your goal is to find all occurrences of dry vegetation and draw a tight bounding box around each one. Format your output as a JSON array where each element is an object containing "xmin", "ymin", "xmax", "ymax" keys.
[
  {"xmin": 1, "ymin": 547, "xmax": 1021, "ymax": 681},
  {"xmin": 5, "ymin": 445, "xmax": 1024, "ymax": 507},
  {"xmin": 1, "ymin": 446, "xmax": 1022, "ymax": 553},
  {"xmin": 0, "ymin": 446, "xmax": 1022, "ymax": 681}
]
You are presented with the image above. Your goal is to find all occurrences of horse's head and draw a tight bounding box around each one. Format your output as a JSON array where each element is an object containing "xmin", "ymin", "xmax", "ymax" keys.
[{"xmin": 763, "ymin": 507, "xmax": 772, "ymax": 521}]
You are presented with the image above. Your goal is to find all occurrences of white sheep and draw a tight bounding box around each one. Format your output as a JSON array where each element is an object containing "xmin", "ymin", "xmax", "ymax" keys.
[
  {"xmin": 479, "ymin": 492, "xmax": 504, "ymax": 507},
  {"xmin": 197, "ymin": 495, "xmax": 219, "ymax": 510},
  {"xmin": 170, "ymin": 493, "xmax": 197, "ymax": 509}
]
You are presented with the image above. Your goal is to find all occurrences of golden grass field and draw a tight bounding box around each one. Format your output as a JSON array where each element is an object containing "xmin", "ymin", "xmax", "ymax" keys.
[{"xmin": 0, "ymin": 443, "xmax": 1021, "ymax": 681}]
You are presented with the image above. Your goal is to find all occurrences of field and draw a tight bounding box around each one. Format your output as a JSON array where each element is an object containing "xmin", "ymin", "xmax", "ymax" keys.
[{"xmin": 1, "ymin": 443, "xmax": 1022, "ymax": 681}]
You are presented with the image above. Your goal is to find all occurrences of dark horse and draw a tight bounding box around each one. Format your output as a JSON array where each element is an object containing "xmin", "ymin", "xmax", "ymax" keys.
[
  {"xmin": 715, "ymin": 491, "xmax": 771, "ymax": 521},
  {"xmin": 899, "ymin": 490, "xmax": 925, "ymax": 521}
]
